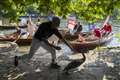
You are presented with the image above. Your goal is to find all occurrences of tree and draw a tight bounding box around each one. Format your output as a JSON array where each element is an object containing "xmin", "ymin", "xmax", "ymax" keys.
[{"xmin": 1, "ymin": 0, "xmax": 120, "ymax": 22}]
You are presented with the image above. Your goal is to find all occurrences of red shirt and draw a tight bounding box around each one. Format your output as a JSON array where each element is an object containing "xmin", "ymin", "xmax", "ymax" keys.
[
  {"xmin": 94, "ymin": 28, "xmax": 101, "ymax": 38},
  {"xmin": 102, "ymin": 23, "xmax": 112, "ymax": 32}
]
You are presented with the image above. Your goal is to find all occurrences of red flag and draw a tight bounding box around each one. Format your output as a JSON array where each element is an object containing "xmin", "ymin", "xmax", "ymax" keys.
[{"xmin": 67, "ymin": 16, "xmax": 77, "ymax": 30}]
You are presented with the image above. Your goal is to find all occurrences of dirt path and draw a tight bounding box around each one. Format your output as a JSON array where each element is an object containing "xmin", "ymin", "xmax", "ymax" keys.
[{"xmin": 0, "ymin": 46, "xmax": 120, "ymax": 80}]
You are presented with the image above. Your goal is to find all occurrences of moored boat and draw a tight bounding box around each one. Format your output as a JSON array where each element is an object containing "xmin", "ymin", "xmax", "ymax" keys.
[
  {"xmin": 0, "ymin": 38, "xmax": 32, "ymax": 45},
  {"xmin": 0, "ymin": 31, "xmax": 32, "ymax": 45},
  {"xmin": 0, "ymin": 41, "xmax": 18, "ymax": 53},
  {"xmin": 0, "ymin": 31, "xmax": 59, "ymax": 45},
  {"xmin": 64, "ymin": 32, "xmax": 113, "ymax": 53}
]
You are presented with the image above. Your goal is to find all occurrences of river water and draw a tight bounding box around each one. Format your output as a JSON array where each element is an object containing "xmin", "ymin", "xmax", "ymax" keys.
[{"xmin": 0, "ymin": 20, "xmax": 120, "ymax": 53}]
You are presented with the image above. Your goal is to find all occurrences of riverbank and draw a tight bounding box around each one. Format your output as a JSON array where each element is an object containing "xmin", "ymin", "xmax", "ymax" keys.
[{"xmin": 0, "ymin": 44, "xmax": 120, "ymax": 80}]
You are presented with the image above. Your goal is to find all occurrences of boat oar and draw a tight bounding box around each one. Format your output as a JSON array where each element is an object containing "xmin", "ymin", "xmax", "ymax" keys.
[
  {"xmin": 13, "ymin": 33, "xmax": 30, "ymax": 67},
  {"xmin": 12, "ymin": 33, "xmax": 22, "ymax": 67},
  {"xmin": 62, "ymin": 39, "xmax": 86, "ymax": 74},
  {"xmin": 98, "ymin": 37, "xmax": 101, "ymax": 54},
  {"xmin": 13, "ymin": 33, "xmax": 22, "ymax": 43}
]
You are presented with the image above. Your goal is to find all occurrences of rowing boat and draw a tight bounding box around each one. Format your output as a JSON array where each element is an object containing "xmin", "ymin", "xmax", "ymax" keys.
[{"xmin": 64, "ymin": 32, "xmax": 113, "ymax": 53}]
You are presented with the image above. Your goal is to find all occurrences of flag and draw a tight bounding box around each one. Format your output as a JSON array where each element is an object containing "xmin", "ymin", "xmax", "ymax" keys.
[{"xmin": 67, "ymin": 16, "xmax": 77, "ymax": 30}]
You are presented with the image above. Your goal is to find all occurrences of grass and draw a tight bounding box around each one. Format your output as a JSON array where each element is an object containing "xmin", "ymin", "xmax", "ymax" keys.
[{"xmin": 114, "ymin": 33, "xmax": 120, "ymax": 42}]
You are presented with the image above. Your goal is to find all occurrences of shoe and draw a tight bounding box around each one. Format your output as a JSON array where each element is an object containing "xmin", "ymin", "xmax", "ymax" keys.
[
  {"xmin": 14, "ymin": 56, "xmax": 19, "ymax": 67},
  {"xmin": 62, "ymin": 71, "xmax": 70, "ymax": 75},
  {"xmin": 50, "ymin": 63, "xmax": 61, "ymax": 69},
  {"xmin": 62, "ymin": 69, "xmax": 70, "ymax": 75}
]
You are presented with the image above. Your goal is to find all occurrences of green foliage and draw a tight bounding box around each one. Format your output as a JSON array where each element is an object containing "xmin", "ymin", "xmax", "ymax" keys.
[{"xmin": 1, "ymin": 0, "xmax": 120, "ymax": 22}]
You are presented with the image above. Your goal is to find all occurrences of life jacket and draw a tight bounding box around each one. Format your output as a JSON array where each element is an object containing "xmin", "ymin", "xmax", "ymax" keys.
[
  {"xmin": 94, "ymin": 28, "xmax": 101, "ymax": 38},
  {"xmin": 101, "ymin": 23, "xmax": 112, "ymax": 33}
]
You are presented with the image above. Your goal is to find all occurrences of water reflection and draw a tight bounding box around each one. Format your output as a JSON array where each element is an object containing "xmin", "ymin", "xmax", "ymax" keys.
[{"xmin": 107, "ymin": 37, "xmax": 120, "ymax": 47}]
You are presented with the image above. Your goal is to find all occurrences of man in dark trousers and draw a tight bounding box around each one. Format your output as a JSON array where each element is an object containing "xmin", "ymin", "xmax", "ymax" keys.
[{"xmin": 18, "ymin": 16, "xmax": 73, "ymax": 69}]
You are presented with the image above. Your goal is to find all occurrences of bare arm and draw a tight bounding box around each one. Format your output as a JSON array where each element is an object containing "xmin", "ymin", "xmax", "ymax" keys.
[{"xmin": 54, "ymin": 29, "xmax": 75, "ymax": 52}]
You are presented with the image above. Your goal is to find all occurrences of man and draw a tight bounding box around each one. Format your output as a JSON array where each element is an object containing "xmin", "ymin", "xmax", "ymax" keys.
[
  {"xmin": 17, "ymin": 16, "xmax": 73, "ymax": 69},
  {"xmin": 74, "ymin": 22, "xmax": 83, "ymax": 34},
  {"xmin": 47, "ymin": 11, "xmax": 55, "ymax": 21},
  {"xmin": 67, "ymin": 14, "xmax": 77, "ymax": 35},
  {"xmin": 101, "ymin": 23, "xmax": 112, "ymax": 36}
]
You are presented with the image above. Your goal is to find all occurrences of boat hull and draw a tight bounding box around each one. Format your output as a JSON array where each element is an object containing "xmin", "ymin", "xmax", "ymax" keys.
[
  {"xmin": 0, "ymin": 38, "xmax": 32, "ymax": 45},
  {"xmin": 64, "ymin": 33, "xmax": 113, "ymax": 53}
]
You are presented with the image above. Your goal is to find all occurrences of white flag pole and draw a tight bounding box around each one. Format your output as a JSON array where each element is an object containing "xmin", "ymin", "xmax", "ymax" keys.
[{"xmin": 102, "ymin": 15, "xmax": 110, "ymax": 28}]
